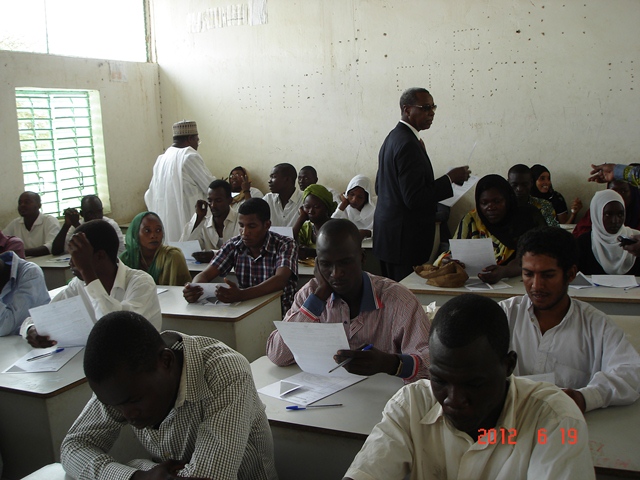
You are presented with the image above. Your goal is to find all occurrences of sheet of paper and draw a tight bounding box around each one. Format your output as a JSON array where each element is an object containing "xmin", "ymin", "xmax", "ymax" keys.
[
  {"xmin": 439, "ymin": 175, "xmax": 479, "ymax": 208},
  {"xmin": 29, "ymin": 295, "xmax": 95, "ymax": 347},
  {"xmin": 3, "ymin": 346, "xmax": 83, "ymax": 373},
  {"xmin": 465, "ymin": 280, "xmax": 511, "ymax": 291},
  {"xmin": 191, "ymin": 283, "xmax": 237, "ymax": 305},
  {"xmin": 449, "ymin": 238, "xmax": 496, "ymax": 277},
  {"xmin": 168, "ymin": 240, "xmax": 201, "ymax": 262},
  {"xmin": 274, "ymin": 322, "xmax": 357, "ymax": 377},
  {"xmin": 156, "ymin": 287, "xmax": 168, "ymax": 295},
  {"xmin": 590, "ymin": 275, "xmax": 638, "ymax": 288},
  {"xmin": 569, "ymin": 272, "xmax": 593, "ymax": 289},
  {"xmin": 270, "ymin": 226, "xmax": 293, "ymax": 238},
  {"xmin": 258, "ymin": 372, "xmax": 365, "ymax": 406}
]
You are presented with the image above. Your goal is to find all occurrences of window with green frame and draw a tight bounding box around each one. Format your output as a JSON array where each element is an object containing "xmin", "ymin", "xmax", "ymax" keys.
[{"xmin": 16, "ymin": 88, "xmax": 108, "ymax": 217}]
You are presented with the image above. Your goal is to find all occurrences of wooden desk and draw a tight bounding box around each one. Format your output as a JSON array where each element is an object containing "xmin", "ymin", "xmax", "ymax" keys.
[
  {"xmin": 159, "ymin": 287, "xmax": 282, "ymax": 362},
  {"xmin": 27, "ymin": 254, "xmax": 73, "ymax": 290},
  {"xmin": 251, "ymin": 356, "xmax": 403, "ymax": 480},
  {"xmin": 402, "ymin": 272, "xmax": 640, "ymax": 316},
  {"xmin": 0, "ymin": 336, "xmax": 91, "ymax": 480}
]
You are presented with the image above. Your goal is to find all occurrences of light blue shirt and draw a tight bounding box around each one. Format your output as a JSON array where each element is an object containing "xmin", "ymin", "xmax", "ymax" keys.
[{"xmin": 0, "ymin": 251, "xmax": 50, "ymax": 336}]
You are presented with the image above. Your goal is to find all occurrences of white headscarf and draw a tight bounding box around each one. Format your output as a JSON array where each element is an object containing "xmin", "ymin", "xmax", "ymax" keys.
[
  {"xmin": 590, "ymin": 189, "xmax": 639, "ymax": 274},
  {"xmin": 345, "ymin": 174, "xmax": 375, "ymax": 206}
]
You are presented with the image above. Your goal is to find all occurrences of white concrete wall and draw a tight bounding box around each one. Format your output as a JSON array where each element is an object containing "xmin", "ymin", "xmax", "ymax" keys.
[
  {"xmin": 151, "ymin": 0, "xmax": 640, "ymax": 230},
  {"xmin": 0, "ymin": 50, "xmax": 163, "ymax": 226}
]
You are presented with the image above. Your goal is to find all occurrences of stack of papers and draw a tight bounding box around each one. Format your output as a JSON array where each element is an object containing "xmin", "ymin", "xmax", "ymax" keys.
[
  {"xmin": 3, "ymin": 347, "xmax": 83, "ymax": 373},
  {"xmin": 168, "ymin": 240, "xmax": 201, "ymax": 262},
  {"xmin": 449, "ymin": 238, "xmax": 496, "ymax": 277},
  {"xmin": 591, "ymin": 275, "xmax": 638, "ymax": 288}
]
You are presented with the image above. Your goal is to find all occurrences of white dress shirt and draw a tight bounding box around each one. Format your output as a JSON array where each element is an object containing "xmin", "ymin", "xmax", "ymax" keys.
[
  {"xmin": 4, "ymin": 212, "xmax": 60, "ymax": 252},
  {"xmin": 500, "ymin": 295, "xmax": 640, "ymax": 412},
  {"xmin": 179, "ymin": 208, "xmax": 240, "ymax": 250},
  {"xmin": 345, "ymin": 376, "xmax": 594, "ymax": 480},
  {"xmin": 63, "ymin": 217, "xmax": 125, "ymax": 255},
  {"xmin": 262, "ymin": 190, "xmax": 303, "ymax": 227},
  {"xmin": 21, "ymin": 261, "xmax": 161, "ymax": 336}
]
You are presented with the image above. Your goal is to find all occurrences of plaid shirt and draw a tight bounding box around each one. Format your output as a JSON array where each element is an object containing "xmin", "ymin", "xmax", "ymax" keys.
[
  {"xmin": 266, "ymin": 272, "xmax": 431, "ymax": 382},
  {"xmin": 61, "ymin": 334, "xmax": 278, "ymax": 480},
  {"xmin": 211, "ymin": 231, "xmax": 298, "ymax": 312}
]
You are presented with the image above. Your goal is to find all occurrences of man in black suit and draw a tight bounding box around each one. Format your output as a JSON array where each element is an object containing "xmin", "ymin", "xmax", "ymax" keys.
[{"xmin": 373, "ymin": 88, "xmax": 470, "ymax": 281}]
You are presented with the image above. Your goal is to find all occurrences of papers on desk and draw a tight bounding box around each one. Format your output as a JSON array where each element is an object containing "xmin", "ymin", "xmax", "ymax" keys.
[
  {"xmin": 192, "ymin": 283, "xmax": 239, "ymax": 306},
  {"xmin": 449, "ymin": 238, "xmax": 496, "ymax": 277},
  {"xmin": 257, "ymin": 322, "xmax": 366, "ymax": 406},
  {"xmin": 591, "ymin": 275, "xmax": 638, "ymax": 288},
  {"xmin": 439, "ymin": 175, "xmax": 479, "ymax": 208},
  {"xmin": 465, "ymin": 279, "xmax": 511, "ymax": 291},
  {"xmin": 270, "ymin": 226, "xmax": 294, "ymax": 238},
  {"xmin": 168, "ymin": 240, "xmax": 201, "ymax": 262},
  {"xmin": 3, "ymin": 346, "xmax": 83, "ymax": 373},
  {"xmin": 46, "ymin": 256, "xmax": 70, "ymax": 263},
  {"xmin": 29, "ymin": 295, "xmax": 95, "ymax": 347},
  {"xmin": 570, "ymin": 272, "xmax": 593, "ymax": 289}
]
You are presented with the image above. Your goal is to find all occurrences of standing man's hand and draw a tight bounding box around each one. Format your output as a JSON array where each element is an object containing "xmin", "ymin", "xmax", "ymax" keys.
[
  {"xmin": 589, "ymin": 163, "xmax": 615, "ymax": 183},
  {"xmin": 447, "ymin": 166, "xmax": 471, "ymax": 186}
]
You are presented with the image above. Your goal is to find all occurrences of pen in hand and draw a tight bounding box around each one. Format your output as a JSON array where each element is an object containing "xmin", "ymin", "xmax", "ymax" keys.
[
  {"xmin": 27, "ymin": 347, "xmax": 65, "ymax": 362},
  {"xmin": 328, "ymin": 344, "xmax": 373, "ymax": 373}
]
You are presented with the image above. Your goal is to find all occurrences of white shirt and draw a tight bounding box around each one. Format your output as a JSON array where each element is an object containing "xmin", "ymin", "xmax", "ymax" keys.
[
  {"xmin": 4, "ymin": 212, "xmax": 60, "ymax": 252},
  {"xmin": 144, "ymin": 146, "xmax": 215, "ymax": 242},
  {"xmin": 345, "ymin": 376, "xmax": 595, "ymax": 480},
  {"xmin": 20, "ymin": 261, "xmax": 161, "ymax": 336},
  {"xmin": 262, "ymin": 190, "xmax": 303, "ymax": 227},
  {"xmin": 179, "ymin": 208, "xmax": 240, "ymax": 250},
  {"xmin": 500, "ymin": 295, "xmax": 640, "ymax": 412},
  {"xmin": 63, "ymin": 217, "xmax": 125, "ymax": 255}
]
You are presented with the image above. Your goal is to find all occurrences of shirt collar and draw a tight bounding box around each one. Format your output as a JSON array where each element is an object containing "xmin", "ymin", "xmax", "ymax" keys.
[
  {"xmin": 279, "ymin": 189, "xmax": 302, "ymax": 206},
  {"xmin": 112, "ymin": 260, "xmax": 128, "ymax": 292},
  {"xmin": 524, "ymin": 294, "xmax": 574, "ymax": 330},
  {"xmin": 234, "ymin": 230, "xmax": 275, "ymax": 257},
  {"xmin": 399, "ymin": 120, "xmax": 422, "ymax": 140},
  {"xmin": 328, "ymin": 272, "xmax": 383, "ymax": 313}
]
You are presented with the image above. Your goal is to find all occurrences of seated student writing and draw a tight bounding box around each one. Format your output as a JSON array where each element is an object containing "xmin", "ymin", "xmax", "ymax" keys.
[
  {"xmin": 0, "ymin": 251, "xmax": 49, "ymax": 336},
  {"xmin": 120, "ymin": 212, "xmax": 192, "ymax": 286},
  {"xmin": 180, "ymin": 180, "xmax": 240, "ymax": 264},
  {"xmin": 435, "ymin": 175, "xmax": 541, "ymax": 284},
  {"xmin": 22, "ymin": 220, "xmax": 161, "ymax": 347},
  {"xmin": 183, "ymin": 198, "xmax": 298, "ymax": 313},
  {"xmin": 267, "ymin": 219, "xmax": 430, "ymax": 382},
  {"xmin": 331, "ymin": 174, "xmax": 375, "ymax": 239},
  {"xmin": 4, "ymin": 191, "xmax": 60, "ymax": 257},
  {"xmin": 343, "ymin": 293, "xmax": 595, "ymax": 480},
  {"xmin": 500, "ymin": 227, "xmax": 640, "ymax": 412},
  {"xmin": 60, "ymin": 311, "xmax": 278, "ymax": 480},
  {"xmin": 51, "ymin": 195, "xmax": 125, "ymax": 256},
  {"xmin": 292, "ymin": 184, "xmax": 337, "ymax": 259},
  {"xmin": 577, "ymin": 190, "xmax": 640, "ymax": 275},
  {"xmin": 228, "ymin": 166, "xmax": 263, "ymax": 209}
]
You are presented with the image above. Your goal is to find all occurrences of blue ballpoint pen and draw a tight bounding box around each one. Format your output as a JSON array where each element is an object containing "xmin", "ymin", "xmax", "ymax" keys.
[
  {"xmin": 27, "ymin": 347, "xmax": 65, "ymax": 362},
  {"xmin": 328, "ymin": 344, "xmax": 374, "ymax": 373},
  {"xmin": 286, "ymin": 404, "xmax": 343, "ymax": 411}
]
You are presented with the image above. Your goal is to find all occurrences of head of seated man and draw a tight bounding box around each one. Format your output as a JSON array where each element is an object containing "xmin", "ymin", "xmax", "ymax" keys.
[
  {"xmin": 79, "ymin": 195, "xmax": 105, "ymax": 222},
  {"xmin": 17, "ymin": 191, "xmax": 42, "ymax": 221},
  {"xmin": 238, "ymin": 197, "xmax": 272, "ymax": 254},
  {"xmin": 268, "ymin": 163, "xmax": 297, "ymax": 196},
  {"xmin": 507, "ymin": 164, "xmax": 533, "ymax": 206},
  {"xmin": 297, "ymin": 166, "xmax": 318, "ymax": 192},
  {"xmin": 343, "ymin": 293, "xmax": 595, "ymax": 480}
]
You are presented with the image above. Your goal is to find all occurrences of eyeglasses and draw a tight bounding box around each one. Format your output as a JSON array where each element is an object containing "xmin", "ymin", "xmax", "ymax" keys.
[{"xmin": 408, "ymin": 104, "xmax": 437, "ymax": 112}]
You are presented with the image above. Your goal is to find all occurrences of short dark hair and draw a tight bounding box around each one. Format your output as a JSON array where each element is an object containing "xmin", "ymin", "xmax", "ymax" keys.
[
  {"xmin": 300, "ymin": 165, "xmax": 317, "ymax": 176},
  {"xmin": 208, "ymin": 179, "xmax": 232, "ymax": 197},
  {"xmin": 516, "ymin": 226, "xmax": 578, "ymax": 275},
  {"xmin": 430, "ymin": 294, "xmax": 509, "ymax": 359},
  {"xmin": 230, "ymin": 166, "xmax": 246, "ymax": 176},
  {"xmin": 273, "ymin": 163, "xmax": 297, "ymax": 182},
  {"xmin": 80, "ymin": 195, "xmax": 103, "ymax": 210},
  {"xmin": 508, "ymin": 164, "xmax": 531, "ymax": 177},
  {"xmin": 75, "ymin": 219, "xmax": 119, "ymax": 264},
  {"xmin": 399, "ymin": 87, "xmax": 430, "ymax": 110},
  {"xmin": 318, "ymin": 218, "xmax": 361, "ymax": 248},
  {"xmin": 23, "ymin": 191, "xmax": 42, "ymax": 205},
  {"xmin": 238, "ymin": 197, "xmax": 271, "ymax": 222},
  {"xmin": 84, "ymin": 311, "xmax": 164, "ymax": 383}
]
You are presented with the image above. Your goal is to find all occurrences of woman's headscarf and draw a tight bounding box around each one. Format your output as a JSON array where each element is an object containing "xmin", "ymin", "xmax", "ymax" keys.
[
  {"xmin": 120, "ymin": 211, "xmax": 164, "ymax": 281},
  {"xmin": 302, "ymin": 184, "xmax": 338, "ymax": 215},
  {"xmin": 345, "ymin": 174, "xmax": 375, "ymax": 206},
  {"xmin": 590, "ymin": 190, "xmax": 638, "ymax": 274},
  {"xmin": 229, "ymin": 166, "xmax": 249, "ymax": 205},
  {"xmin": 530, "ymin": 164, "xmax": 553, "ymax": 200},
  {"xmin": 474, "ymin": 174, "xmax": 535, "ymax": 249}
]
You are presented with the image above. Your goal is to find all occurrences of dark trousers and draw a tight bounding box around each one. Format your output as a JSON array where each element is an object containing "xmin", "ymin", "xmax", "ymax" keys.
[{"xmin": 379, "ymin": 261, "xmax": 414, "ymax": 282}]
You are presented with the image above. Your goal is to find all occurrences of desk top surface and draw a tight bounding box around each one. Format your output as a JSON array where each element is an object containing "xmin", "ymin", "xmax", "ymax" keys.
[
  {"xmin": 159, "ymin": 286, "xmax": 281, "ymax": 322},
  {"xmin": 251, "ymin": 356, "xmax": 403, "ymax": 437},
  {"xmin": 0, "ymin": 336, "xmax": 86, "ymax": 397},
  {"xmin": 28, "ymin": 254, "xmax": 71, "ymax": 269},
  {"xmin": 401, "ymin": 272, "xmax": 640, "ymax": 304}
]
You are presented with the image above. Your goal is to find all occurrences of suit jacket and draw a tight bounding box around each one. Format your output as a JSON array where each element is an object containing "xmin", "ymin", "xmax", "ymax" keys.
[{"xmin": 373, "ymin": 122, "xmax": 453, "ymax": 265}]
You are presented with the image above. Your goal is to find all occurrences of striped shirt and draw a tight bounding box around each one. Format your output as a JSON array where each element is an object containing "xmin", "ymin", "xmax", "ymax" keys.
[
  {"xmin": 211, "ymin": 230, "xmax": 298, "ymax": 312},
  {"xmin": 61, "ymin": 334, "xmax": 278, "ymax": 480},
  {"xmin": 266, "ymin": 272, "xmax": 431, "ymax": 382}
]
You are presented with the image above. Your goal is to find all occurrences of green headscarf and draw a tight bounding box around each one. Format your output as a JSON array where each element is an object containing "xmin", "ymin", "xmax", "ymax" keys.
[
  {"xmin": 120, "ymin": 211, "xmax": 164, "ymax": 282},
  {"xmin": 303, "ymin": 184, "xmax": 338, "ymax": 215}
]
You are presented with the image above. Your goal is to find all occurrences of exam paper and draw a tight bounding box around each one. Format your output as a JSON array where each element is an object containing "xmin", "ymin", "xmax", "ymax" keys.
[
  {"xmin": 591, "ymin": 275, "xmax": 638, "ymax": 288},
  {"xmin": 439, "ymin": 175, "xmax": 479, "ymax": 208},
  {"xmin": 168, "ymin": 240, "xmax": 201, "ymax": 262},
  {"xmin": 274, "ymin": 321, "xmax": 358, "ymax": 377},
  {"xmin": 449, "ymin": 238, "xmax": 496, "ymax": 277},
  {"xmin": 465, "ymin": 280, "xmax": 511, "ymax": 291},
  {"xmin": 29, "ymin": 295, "xmax": 95, "ymax": 347},
  {"xmin": 270, "ymin": 226, "xmax": 294, "ymax": 238},
  {"xmin": 3, "ymin": 346, "xmax": 83, "ymax": 373},
  {"xmin": 191, "ymin": 283, "xmax": 237, "ymax": 305},
  {"xmin": 569, "ymin": 272, "xmax": 593, "ymax": 289},
  {"xmin": 258, "ymin": 372, "xmax": 365, "ymax": 406}
]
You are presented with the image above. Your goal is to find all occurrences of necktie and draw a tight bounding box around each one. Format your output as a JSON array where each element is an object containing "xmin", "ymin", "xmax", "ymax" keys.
[{"xmin": 419, "ymin": 138, "xmax": 426, "ymax": 152}]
